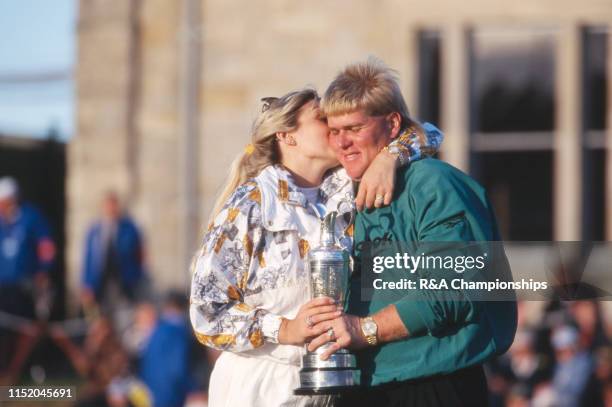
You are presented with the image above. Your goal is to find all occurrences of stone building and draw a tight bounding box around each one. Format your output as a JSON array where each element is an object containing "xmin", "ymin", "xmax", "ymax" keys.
[{"xmin": 67, "ymin": 0, "xmax": 612, "ymax": 303}]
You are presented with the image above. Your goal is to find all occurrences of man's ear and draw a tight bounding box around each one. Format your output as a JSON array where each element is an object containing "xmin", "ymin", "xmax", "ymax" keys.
[{"xmin": 386, "ymin": 112, "xmax": 402, "ymax": 139}]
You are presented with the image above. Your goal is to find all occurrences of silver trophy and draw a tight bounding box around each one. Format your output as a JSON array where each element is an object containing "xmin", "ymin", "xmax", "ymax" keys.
[{"xmin": 294, "ymin": 211, "xmax": 358, "ymax": 395}]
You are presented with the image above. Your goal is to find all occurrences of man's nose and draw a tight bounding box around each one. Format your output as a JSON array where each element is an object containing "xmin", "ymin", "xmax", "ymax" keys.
[{"xmin": 335, "ymin": 131, "xmax": 351, "ymax": 149}]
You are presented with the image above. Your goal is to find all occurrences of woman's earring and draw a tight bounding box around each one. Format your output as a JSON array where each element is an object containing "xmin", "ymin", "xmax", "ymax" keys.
[{"xmin": 287, "ymin": 137, "xmax": 297, "ymax": 146}]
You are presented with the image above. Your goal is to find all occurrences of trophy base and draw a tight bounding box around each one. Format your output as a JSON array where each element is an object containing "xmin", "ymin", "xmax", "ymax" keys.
[
  {"xmin": 294, "ymin": 369, "xmax": 357, "ymax": 395},
  {"xmin": 294, "ymin": 385, "xmax": 357, "ymax": 396},
  {"xmin": 294, "ymin": 344, "xmax": 358, "ymax": 395}
]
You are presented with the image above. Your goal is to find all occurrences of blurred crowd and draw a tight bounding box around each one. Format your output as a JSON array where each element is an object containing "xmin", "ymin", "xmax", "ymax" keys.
[
  {"xmin": 487, "ymin": 300, "xmax": 611, "ymax": 407},
  {"xmin": 0, "ymin": 175, "xmax": 610, "ymax": 407},
  {"xmin": 0, "ymin": 176, "xmax": 212, "ymax": 407}
]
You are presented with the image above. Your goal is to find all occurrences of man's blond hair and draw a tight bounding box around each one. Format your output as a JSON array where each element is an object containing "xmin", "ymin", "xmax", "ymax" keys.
[{"xmin": 322, "ymin": 57, "xmax": 419, "ymax": 134}]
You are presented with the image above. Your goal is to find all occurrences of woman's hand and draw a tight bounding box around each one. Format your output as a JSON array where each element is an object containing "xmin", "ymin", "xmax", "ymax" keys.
[
  {"xmin": 355, "ymin": 149, "xmax": 398, "ymax": 211},
  {"xmin": 278, "ymin": 297, "xmax": 342, "ymax": 346}
]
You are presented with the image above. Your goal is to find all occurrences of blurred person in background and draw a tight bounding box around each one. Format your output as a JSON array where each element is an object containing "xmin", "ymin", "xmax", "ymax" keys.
[
  {"xmin": 550, "ymin": 323, "xmax": 602, "ymax": 407},
  {"xmin": 138, "ymin": 290, "xmax": 205, "ymax": 407},
  {"xmin": 190, "ymin": 88, "xmax": 442, "ymax": 406},
  {"xmin": 567, "ymin": 299, "xmax": 608, "ymax": 351},
  {"xmin": 486, "ymin": 327, "xmax": 552, "ymax": 406},
  {"xmin": 507, "ymin": 329, "xmax": 552, "ymax": 397},
  {"xmin": 0, "ymin": 176, "xmax": 55, "ymax": 384},
  {"xmin": 81, "ymin": 191, "xmax": 149, "ymax": 331}
]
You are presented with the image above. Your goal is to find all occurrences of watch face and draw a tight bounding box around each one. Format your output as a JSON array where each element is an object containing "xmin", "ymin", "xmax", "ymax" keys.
[{"xmin": 363, "ymin": 320, "xmax": 377, "ymax": 336}]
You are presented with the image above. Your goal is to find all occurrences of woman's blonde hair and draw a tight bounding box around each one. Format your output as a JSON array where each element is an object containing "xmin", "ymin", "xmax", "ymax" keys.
[
  {"xmin": 208, "ymin": 88, "xmax": 319, "ymax": 224},
  {"xmin": 321, "ymin": 57, "xmax": 426, "ymax": 141}
]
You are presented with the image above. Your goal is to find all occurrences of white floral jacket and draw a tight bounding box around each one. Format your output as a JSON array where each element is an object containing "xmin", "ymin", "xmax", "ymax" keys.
[{"xmin": 190, "ymin": 165, "xmax": 354, "ymax": 365}]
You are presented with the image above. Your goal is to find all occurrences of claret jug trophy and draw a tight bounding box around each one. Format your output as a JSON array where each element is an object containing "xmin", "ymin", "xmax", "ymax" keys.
[{"xmin": 294, "ymin": 211, "xmax": 358, "ymax": 395}]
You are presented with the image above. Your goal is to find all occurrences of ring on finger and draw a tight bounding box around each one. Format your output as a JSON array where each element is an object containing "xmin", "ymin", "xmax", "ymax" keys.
[
  {"xmin": 374, "ymin": 194, "xmax": 384, "ymax": 205},
  {"xmin": 327, "ymin": 327, "xmax": 335, "ymax": 340},
  {"xmin": 306, "ymin": 315, "xmax": 314, "ymax": 328}
]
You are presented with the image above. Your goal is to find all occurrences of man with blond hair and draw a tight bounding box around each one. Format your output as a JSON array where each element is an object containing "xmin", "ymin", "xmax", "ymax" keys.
[{"xmin": 308, "ymin": 58, "xmax": 517, "ymax": 406}]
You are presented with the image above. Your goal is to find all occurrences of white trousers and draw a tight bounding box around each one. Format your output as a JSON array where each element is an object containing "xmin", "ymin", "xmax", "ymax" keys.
[{"xmin": 208, "ymin": 351, "xmax": 333, "ymax": 407}]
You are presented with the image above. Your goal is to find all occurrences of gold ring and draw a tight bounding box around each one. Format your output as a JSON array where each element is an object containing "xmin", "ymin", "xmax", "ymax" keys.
[{"xmin": 374, "ymin": 194, "xmax": 384, "ymax": 203}]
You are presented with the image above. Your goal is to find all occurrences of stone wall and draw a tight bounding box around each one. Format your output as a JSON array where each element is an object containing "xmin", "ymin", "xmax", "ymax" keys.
[{"xmin": 68, "ymin": 0, "xmax": 612, "ymax": 308}]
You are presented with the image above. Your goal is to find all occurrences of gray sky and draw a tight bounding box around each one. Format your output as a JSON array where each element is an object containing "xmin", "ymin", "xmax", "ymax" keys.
[{"xmin": 0, "ymin": 0, "xmax": 76, "ymax": 140}]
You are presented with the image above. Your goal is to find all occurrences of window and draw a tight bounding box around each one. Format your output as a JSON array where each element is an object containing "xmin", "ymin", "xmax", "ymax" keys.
[
  {"xmin": 583, "ymin": 27, "xmax": 608, "ymax": 241},
  {"xmin": 415, "ymin": 25, "xmax": 608, "ymax": 241},
  {"xmin": 477, "ymin": 151, "xmax": 553, "ymax": 240},
  {"xmin": 417, "ymin": 30, "xmax": 441, "ymax": 125},
  {"xmin": 470, "ymin": 27, "xmax": 557, "ymax": 240},
  {"xmin": 584, "ymin": 27, "xmax": 607, "ymax": 132},
  {"xmin": 472, "ymin": 27, "xmax": 556, "ymax": 134}
]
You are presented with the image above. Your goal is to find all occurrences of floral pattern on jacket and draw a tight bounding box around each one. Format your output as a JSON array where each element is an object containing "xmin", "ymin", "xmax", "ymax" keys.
[{"xmin": 190, "ymin": 166, "xmax": 354, "ymax": 353}]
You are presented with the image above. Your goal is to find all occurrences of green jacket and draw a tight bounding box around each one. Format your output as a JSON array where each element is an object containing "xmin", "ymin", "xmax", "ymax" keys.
[{"xmin": 349, "ymin": 158, "xmax": 517, "ymax": 386}]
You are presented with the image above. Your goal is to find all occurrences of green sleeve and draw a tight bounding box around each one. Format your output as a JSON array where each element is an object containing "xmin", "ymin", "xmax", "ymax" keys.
[{"xmin": 393, "ymin": 167, "xmax": 492, "ymax": 337}]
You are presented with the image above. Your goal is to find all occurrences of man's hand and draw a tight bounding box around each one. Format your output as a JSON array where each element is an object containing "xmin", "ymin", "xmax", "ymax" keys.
[
  {"xmin": 307, "ymin": 305, "xmax": 410, "ymax": 360},
  {"xmin": 307, "ymin": 314, "xmax": 368, "ymax": 360}
]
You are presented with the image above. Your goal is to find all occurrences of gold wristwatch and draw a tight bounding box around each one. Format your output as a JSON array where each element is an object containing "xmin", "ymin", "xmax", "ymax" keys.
[
  {"xmin": 381, "ymin": 144, "xmax": 401, "ymax": 164},
  {"xmin": 360, "ymin": 316, "xmax": 378, "ymax": 346}
]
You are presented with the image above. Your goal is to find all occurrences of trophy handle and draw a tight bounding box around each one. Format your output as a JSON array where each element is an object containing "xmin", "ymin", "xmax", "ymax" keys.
[{"xmin": 336, "ymin": 196, "xmax": 355, "ymax": 227}]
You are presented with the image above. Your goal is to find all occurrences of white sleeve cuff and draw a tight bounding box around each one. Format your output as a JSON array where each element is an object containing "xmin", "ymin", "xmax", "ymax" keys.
[{"xmin": 261, "ymin": 313, "xmax": 283, "ymax": 344}]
